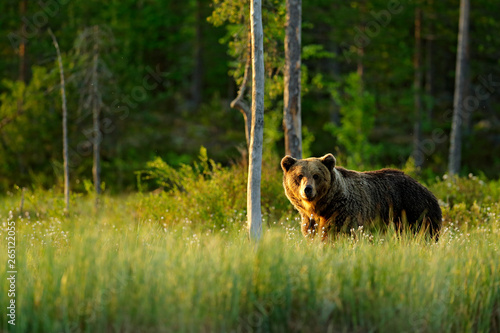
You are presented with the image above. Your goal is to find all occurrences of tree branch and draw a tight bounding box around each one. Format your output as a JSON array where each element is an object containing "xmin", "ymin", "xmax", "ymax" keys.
[
  {"xmin": 230, "ymin": 30, "xmax": 252, "ymax": 147},
  {"xmin": 0, "ymin": 109, "xmax": 23, "ymax": 131}
]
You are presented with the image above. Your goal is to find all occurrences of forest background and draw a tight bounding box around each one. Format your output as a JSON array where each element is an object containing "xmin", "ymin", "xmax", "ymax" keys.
[
  {"xmin": 2, "ymin": 1, "xmax": 500, "ymax": 331},
  {"xmin": 1, "ymin": 0, "xmax": 499, "ymax": 193}
]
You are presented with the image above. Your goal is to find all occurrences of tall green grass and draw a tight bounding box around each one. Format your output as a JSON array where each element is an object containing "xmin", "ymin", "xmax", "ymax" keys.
[
  {"xmin": 1, "ymin": 157, "xmax": 500, "ymax": 332},
  {"xmin": 1, "ymin": 192, "xmax": 499, "ymax": 332}
]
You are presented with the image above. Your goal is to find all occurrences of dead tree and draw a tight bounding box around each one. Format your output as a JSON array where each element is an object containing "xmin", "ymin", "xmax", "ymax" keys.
[
  {"xmin": 48, "ymin": 28, "xmax": 70, "ymax": 212},
  {"xmin": 74, "ymin": 25, "xmax": 114, "ymax": 208},
  {"xmin": 91, "ymin": 25, "xmax": 101, "ymax": 203}
]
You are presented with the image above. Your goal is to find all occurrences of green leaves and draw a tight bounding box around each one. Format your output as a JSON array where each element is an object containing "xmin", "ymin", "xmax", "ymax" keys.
[
  {"xmin": 302, "ymin": 44, "xmax": 334, "ymax": 60},
  {"xmin": 323, "ymin": 73, "xmax": 380, "ymax": 167}
]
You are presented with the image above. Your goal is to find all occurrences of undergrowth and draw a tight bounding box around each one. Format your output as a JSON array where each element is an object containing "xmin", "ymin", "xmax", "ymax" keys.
[{"xmin": 133, "ymin": 147, "xmax": 293, "ymax": 232}]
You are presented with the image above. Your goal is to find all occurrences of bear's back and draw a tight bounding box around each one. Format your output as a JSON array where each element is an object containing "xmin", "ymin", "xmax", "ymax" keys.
[{"xmin": 334, "ymin": 166, "xmax": 441, "ymax": 235}]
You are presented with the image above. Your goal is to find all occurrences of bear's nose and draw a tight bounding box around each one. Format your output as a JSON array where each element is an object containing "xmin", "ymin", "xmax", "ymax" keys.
[{"xmin": 304, "ymin": 185, "xmax": 313, "ymax": 197}]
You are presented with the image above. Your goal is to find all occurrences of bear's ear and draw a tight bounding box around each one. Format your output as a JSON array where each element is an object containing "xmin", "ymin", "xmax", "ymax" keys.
[
  {"xmin": 320, "ymin": 154, "xmax": 336, "ymax": 171},
  {"xmin": 281, "ymin": 155, "xmax": 297, "ymax": 172}
]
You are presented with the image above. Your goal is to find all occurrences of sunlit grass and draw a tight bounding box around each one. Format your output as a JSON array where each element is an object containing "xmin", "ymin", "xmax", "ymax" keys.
[{"xmin": 1, "ymin": 188, "xmax": 499, "ymax": 332}]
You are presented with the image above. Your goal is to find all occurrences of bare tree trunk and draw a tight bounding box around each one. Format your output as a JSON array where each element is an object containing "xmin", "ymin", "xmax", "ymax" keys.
[
  {"xmin": 75, "ymin": 25, "xmax": 113, "ymax": 206},
  {"xmin": 247, "ymin": 0, "xmax": 264, "ymax": 241},
  {"xmin": 425, "ymin": 0, "xmax": 435, "ymax": 122},
  {"xmin": 283, "ymin": 0, "xmax": 302, "ymax": 158},
  {"xmin": 92, "ymin": 25, "xmax": 102, "ymax": 204},
  {"xmin": 48, "ymin": 28, "xmax": 70, "ymax": 213},
  {"xmin": 17, "ymin": 0, "xmax": 28, "ymax": 131},
  {"xmin": 18, "ymin": 0, "xmax": 27, "ymax": 84},
  {"xmin": 425, "ymin": 36, "xmax": 434, "ymax": 121},
  {"xmin": 448, "ymin": 0, "xmax": 469, "ymax": 175},
  {"xmin": 19, "ymin": 187, "xmax": 26, "ymax": 215},
  {"xmin": 462, "ymin": 48, "xmax": 471, "ymax": 135},
  {"xmin": 191, "ymin": 0, "xmax": 203, "ymax": 109},
  {"xmin": 413, "ymin": 7, "xmax": 423, "ymax": 168},
  {"xmin": 0, "ymin": 1, "xmax": 28, "ymax": 130}
]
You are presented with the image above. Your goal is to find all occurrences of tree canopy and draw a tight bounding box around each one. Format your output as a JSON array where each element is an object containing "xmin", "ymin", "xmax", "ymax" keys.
[{"xmin": 0, "ymin": 0, "xmax": 499, "ymax": 192}]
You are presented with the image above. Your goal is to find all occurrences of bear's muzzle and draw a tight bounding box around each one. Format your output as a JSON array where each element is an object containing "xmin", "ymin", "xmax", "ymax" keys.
[{"xmin": 302, "ymin": 184, "xmax": 315, "ymax": 201}]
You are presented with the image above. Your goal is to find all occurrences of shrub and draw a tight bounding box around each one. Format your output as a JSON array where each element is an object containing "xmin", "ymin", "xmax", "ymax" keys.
[
  {"xmin": 430, "ymin": 173, "xmax": 500, "ymax": 208},
  {"xmin": 133, "ymin": 147, "xmax": 294, "ymax": 231}
]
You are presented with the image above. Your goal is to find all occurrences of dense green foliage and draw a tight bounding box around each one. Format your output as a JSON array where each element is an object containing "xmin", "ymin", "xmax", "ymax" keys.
[
  {"xmin": 0, "ymin": 0, "xmax": 499, "ymax": 192},
  {"xmin": 135, "ymin": 148, "xmax": 292, "ymax": 230},
  {"xmin": 1, "ymin": 163, "xmax": 499, "ymax": 331}
]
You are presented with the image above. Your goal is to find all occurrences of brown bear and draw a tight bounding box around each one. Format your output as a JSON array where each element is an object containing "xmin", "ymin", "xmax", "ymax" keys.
[{"xmin": 281, "ymin": 154, "xmax": 442, "ymax": 240}]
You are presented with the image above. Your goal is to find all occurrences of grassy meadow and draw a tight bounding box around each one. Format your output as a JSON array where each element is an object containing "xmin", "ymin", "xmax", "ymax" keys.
[{"xmin": 1, "ymin": 155, "xmax": 500, "ymax": 332}]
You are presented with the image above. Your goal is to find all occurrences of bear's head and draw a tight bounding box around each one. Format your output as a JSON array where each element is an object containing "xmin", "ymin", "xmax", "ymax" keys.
[{"xmin": 281, "ymin": 154, "xmax": 336, "ymax": 202}]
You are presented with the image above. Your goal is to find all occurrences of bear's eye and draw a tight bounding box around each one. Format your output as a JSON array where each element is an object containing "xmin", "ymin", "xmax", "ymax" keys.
[
  {"xmin": 313, "ymin": 174, "xmax": 319, "ymax": 180},
  {"xmin": 297, "ymin": 174, "xmax": 303, "ymax": 181}
]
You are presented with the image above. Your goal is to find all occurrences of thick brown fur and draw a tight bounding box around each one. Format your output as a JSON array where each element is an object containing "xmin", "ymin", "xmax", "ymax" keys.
[{"xmin": 281, "ymin": 154, "xmax": 442, "ymax": 240}]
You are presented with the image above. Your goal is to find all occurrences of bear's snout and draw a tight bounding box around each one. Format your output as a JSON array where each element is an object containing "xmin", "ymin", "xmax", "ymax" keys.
[
  {"xmin": 304, "ymin": 185, "xmax": 313, "ymax": 196},
  {"xmin": 302, "ymin": 184, "xmax": 316, "ymax": 200}
]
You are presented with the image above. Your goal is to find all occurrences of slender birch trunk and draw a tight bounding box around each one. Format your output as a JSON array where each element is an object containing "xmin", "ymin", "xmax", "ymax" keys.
[
  {"xmin": 247, "ymin": 0, "xmax": 264, "ymax": 241},
  {"xmin": 48, "ymin": 28, "xmax": 70, "ymax": 213},
  {"xmin": 92, "ymin": 25, "xmax": 102, "ymax": 207}
]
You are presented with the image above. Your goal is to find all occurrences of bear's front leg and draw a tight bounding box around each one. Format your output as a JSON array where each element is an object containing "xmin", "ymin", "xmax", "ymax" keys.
[
  {"xmin": 300, "ymin": 213, "xmax": 317, "ymax": 238},
  {"xmin": 318, "ymin": 218, "xmax": 332, "ymax": 242}
]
